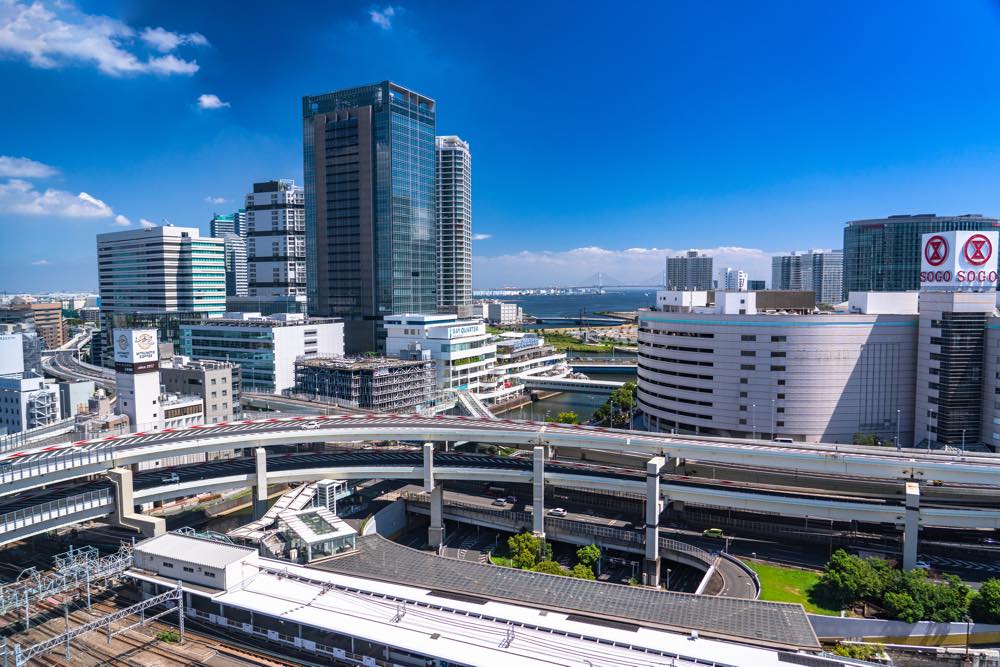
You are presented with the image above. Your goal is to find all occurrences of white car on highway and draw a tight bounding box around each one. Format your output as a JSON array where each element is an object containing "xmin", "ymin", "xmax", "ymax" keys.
[
  {"xmin": 300, "ymin": 421, "xmax": 322, "ymax": 430},
  {"xmin": 548, "ymin": 508, "xmax": 568, "ymax": 517}
]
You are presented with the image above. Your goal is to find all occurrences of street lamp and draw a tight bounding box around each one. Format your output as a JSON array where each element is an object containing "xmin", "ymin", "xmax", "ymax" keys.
[
  {"xmin": 751, "ymin": 404, "xmax": 757, "ymax": 439},
  {"xmin": 665, "ymin": 567, "xmax": 671, "ymax": 591},
  {"xmin": 962, "ymin": 429, "xmax": 967, "ymax": 455},
  {"xmin": 771, "ymin": 398, "xmax": 775, "ymax": 440},
  {"xmin": 895, "ymin": 409, "xmax": 901, "ymax": 451},
  {"xmin": 965, "ymin": 614, "xmax": 973, "ymax": 662}
]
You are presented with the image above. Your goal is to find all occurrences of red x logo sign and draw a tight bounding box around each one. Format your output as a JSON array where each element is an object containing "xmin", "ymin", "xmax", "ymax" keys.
[
  {"xmin": 925, "ymin": 235, "xmax": 948, "ymax": 266},
  {"xmin": 964, "ymin": 234, "xmax": 992, "ymax": 266}
]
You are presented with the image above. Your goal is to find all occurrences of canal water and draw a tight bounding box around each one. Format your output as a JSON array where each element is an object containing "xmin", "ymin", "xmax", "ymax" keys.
[{"xmin": 511, "ymin": 371, "xmax": 636, "ymax": 422}]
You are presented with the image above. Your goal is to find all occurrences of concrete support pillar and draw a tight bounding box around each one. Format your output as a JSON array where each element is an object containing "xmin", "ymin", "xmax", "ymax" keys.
[
  {"xmin": 902, "ymin": 481, "xmax": 920, "ymax": 571},
  {"xmin": 644, "ymin": 456, "xmax": 665, "ymax": 587},
  {"xmin": 533, "ymin": 446, "xmax": 545, "ymax": 537},
  {"xmin": 423, "ymin": 443, "xmax": 434, "ymax": 492},
  {"xmin": 428, "ymin": 484, "xmax": 445, "ymax": 549},
  {"xmin": 253, "ymin": 447, "xmax": 268, "ymax": 520},
  {"xmin": 106, "ymin": 467, "xmax": 164, "ymax": 539}
]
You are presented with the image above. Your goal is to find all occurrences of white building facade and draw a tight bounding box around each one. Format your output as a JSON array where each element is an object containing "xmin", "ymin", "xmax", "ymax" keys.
[
  {"xmin": 245, "ymin": 180, "xmax": 306, "ymax": 300},
  {"xmin": 436, "ymin": 136, "xmax": 473, "ymax": 316},
  {"xmin": 384, "ymin": 314, "xmax": 497, "ymax": 398},
  {"xmin": 0, "ymin": 373, "xmax": 61, "ymax": 435}
]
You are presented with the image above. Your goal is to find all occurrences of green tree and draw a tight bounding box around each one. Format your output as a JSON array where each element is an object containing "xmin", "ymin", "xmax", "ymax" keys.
[
  {"xmin": 852, "ymin": 432, "xmax": 879, "ymax": 446},
  {"xmin": 507, "ymin": 532, "xmax": 551, "ymax": 570},
  {"xmin": 547, "ymin": 411, "xmax": 581, "ymax": 425},
  {"xmin": 570, "ymin": 563, "xmax": 596, "ymax": 580},
  {"xmin": 576, "ymin": 544, "xmax": 601, "ymax": 568},
  {"xmin": 532, "ymin": 560, "xmax": 564, "ymax": 575},
  {"xmin": 884, "ymin": 591, "xmax": 924, "ymax": 623},
  {"xmin": 971, "ymin": 579, "xmax": 1000, "ymax": 623}
]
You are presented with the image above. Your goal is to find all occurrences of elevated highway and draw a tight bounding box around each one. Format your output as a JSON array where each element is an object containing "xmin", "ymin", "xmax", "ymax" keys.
[{"xmin": 4, "ymin": 414, "xmax": 1000, "ymax": 491}]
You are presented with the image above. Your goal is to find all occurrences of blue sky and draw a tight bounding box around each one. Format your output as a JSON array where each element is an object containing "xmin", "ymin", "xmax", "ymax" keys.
[{"xmin": 4, "ymin": 1, "xmax": 1000, "ymax": 291}]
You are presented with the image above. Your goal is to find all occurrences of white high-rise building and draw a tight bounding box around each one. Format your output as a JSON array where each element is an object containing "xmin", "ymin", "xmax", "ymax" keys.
[
  {"xmin": 245, "ymin": 180, "xmax": 306, "ymax": 300},
  {"xmin": 721, "ymin": 267, "xmax": 748, "ymax": 292},
  {"xmin": 95, "ymin": 226, "xmax": 226, "ymax": 362},
  {"xmin": 436, "ymin": 136, "xmax": 473, "ymax": 316},
  {"xmin": 222, "ymin": 233, "xmax": 249, "ymax": 297}
]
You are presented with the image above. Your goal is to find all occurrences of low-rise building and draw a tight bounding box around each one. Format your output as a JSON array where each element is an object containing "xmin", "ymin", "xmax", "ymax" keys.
[
  {"xmin": 292, "ymin": 356, "xmax": 434, "ymax": 412},
  {"xmin": 484, "ymin": 333, "xmax": 568, "ymax": 403},
  {"xmin": 179, "ymin": 313, "xmax": 344, "ymax": 394},
  {"xmin": 478, "ymin": 301, "xmax": 523, "ymax": 325},
  {"xmin": 384, "ymin": 313, "xmax": 498, "ymax": 399},
  {"xmin": 160, "ymin": 356, "xmax": 241, "ymax": 423},
  {"xmin": 0, "ymin": 373, "xmax": 61, "ymax": 434}
]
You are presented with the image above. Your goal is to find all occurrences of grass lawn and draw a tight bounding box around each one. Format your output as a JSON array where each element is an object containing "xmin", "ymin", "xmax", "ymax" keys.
[{"xmin": 744, "ymin": 560, "xmax": 841, "ymax": 616}]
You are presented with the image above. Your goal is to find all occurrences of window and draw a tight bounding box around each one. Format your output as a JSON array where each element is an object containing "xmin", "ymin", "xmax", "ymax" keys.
[
  {"xmin": 738, "ymin": 418, "xmax": 747, "ymax": 425},
  {"xmin": 770, "ymin": 365, "xmax": 786, "ymax": 372},
  {"xmin": 205, "ymin": 571, "xmax": 216, "ymax": 578},
  {"xmin": 777, "ymin": 393, "xmax": 785, "ymax": 399},
  {"xmin": 740, "ymin": 364, "xmax": 755, "ymax": 370},
  {"xmin": 739, "ymin": 405, "xmax": 748, "ymax": 412},
  {"xmin": 739, "ymin": 391, "xmax": 748, "ymax": 398},
  {"xmin": 741, "ymin": 335, "xmax": 757, "ymax": 342},
  {"xmin": 771, "ymin": 335, "xmax": 787, "ymax": 342},
  {"xmin": 739, "ymin": 378, "xmax": 748, "ymax": 384},
  {"xmin": 771, "ymin": 351, "xmax": 786, "ymax": 358},
  {"xmin": 777, "ymin": 379, "xmax": 786, "ymax": 386},
  {"xmin": 776, "ymin": 421, "xmax": 785, "ymax": 427},
  {"xmin": 162, "ymin": 561, "xmax": 174, "ymax": 568},
  {"xmin": 777, "ymin": 407, "xmax": 785, "ymax": 413},
  {"xmin": 741, "ymin": 351, "xmax": 756, "ymax": 357},
  {"xmin": 183, "ymin": 566, "xmax": 195, "ymax": 573},
  {"xmin": 211, "ymin": 378, "xmax": 217, "ymax": 385}
]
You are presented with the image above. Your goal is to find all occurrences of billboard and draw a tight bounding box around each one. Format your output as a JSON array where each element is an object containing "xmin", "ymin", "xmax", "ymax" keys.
[
  {"xmin": 113, "ymin": 328, "xmax": 159, "ymax": 365},
  {"xmin": 920, "ymin": 231, "xmax": 998, "ymax": 291}
]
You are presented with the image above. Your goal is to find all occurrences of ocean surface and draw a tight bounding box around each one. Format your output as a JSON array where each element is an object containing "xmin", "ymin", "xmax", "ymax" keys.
[{"xmin": 504, "ymin": 290, "xmax": 655, "ymax": 319}]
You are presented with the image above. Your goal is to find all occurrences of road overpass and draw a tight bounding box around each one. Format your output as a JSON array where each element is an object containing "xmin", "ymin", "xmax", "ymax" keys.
[
  {"xmin": 1, "ymin": 438, "xmax": 999, "ymax": 570},
  {"xmin": 522, "ymin": 376, "xmax": 624, "ymax": 394}
]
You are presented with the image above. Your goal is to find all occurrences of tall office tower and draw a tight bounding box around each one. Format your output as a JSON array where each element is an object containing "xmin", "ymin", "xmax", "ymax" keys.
[
  {"xmin": 720, "ymin": 267, "xmax": 748, "ymax": 291},
  {"xmin": 772, "ymin": 250, "xmax": 843, "ymax": 304},
  {"xmin": 245, "ymin": 180, "xmax": 306, "ymax": 302},
  {"xmin": 771, "ymin": 253, "xmax": 803, "ymax": 291},
  {"xmin": 221, "ymin": 233, "xmax": 248, "ymax": 297},
  {"xmin": 843, "ymin": 214, "xmax": 1000, "ymax": 298},
  {"xmin": 303, "ymin": 81, "xmax": 437, "ymax": 353},
  {"xmin": 666, "ymin": 251, "xmax": 713, "ymax": 291},
  {"xmin": 210, "ymin": 211, "xmax": 245, "ymax": 238},
  {"xmin": 801, "ymin": 250, "xmax": 843, "ymax": 305},
  {"xmin": 95, "ymin": 226, "xmax": 226, "ymax": 361},
  {"xmin": 436, "ymin": 136, "xmax": 472, "ymax": 316}
]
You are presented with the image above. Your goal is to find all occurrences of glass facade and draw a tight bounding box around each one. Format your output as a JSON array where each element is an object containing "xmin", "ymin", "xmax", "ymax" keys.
[
  {"xmin": 303, "ymin": 81, "xmax": 437, "ymax": 352},
  {"xmin": 843, "ymin": 214, "xmax": 1000, "ymax": 298},
  {"xmin": 179, "ymin": 326, "xmax": 277, "ymax": 393}
]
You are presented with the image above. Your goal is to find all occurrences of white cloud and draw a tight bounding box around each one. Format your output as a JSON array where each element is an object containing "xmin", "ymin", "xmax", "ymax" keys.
[
  {"xmin": 0, "ymin": 155, "xmax": 57, "ymax": 178},
  {"xmin": 31, "ymin": 259, "xmax": 49, "ymax": 265},
  {"xmin": 369, "ymin": 6, "xmax": 397, "ymax": 29},
  {"xmin": 139, "ymin": 218, "xmax": 156, "ymax": 229},
  {"xmin": 0, "ymin": 1, "xmax": 204, "ymax": 76},
  {"xmin": 473, "ymin": 245, "xmax": 780, "ymax": 288},
  {"xmin": 197, "ymin": 93, "xmax": 229, "ymax": 109},
  {"xmin": 140, "ymin": 26, "xmax": 207, "ymax": 53},
  {"xmin": 204, "ymin": 195, "xmax": 226, "ymax": 205},
  {"xmin": 472, "ymin": 233, "xmax": 492, "ymax": 241},
  {"xmin": 113, "ymin": 213, "xmax": 130, "ymax": 226},
  {"xmin": 0, "ymin": 178, "xmax": 113, "ymax": 218}
]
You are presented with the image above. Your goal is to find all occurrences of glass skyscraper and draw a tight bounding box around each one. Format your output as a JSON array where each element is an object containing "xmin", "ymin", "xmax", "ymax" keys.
[
  {"xmin": 843, "ymin": 214, "xmax": 1000, "ymax": 298},
  {"xmin": 303, "ymin": 81, "xmax": 437, "ymax": 353}
]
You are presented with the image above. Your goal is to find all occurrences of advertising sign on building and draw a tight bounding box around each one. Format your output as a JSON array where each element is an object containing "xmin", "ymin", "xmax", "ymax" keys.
[
  {"xmin": 112, "ymin": 328, "xmax": 159, "ymax": 373},
  {"xmin": 920, "ymin": 231, "xmax": 999, "ymax": 291}
]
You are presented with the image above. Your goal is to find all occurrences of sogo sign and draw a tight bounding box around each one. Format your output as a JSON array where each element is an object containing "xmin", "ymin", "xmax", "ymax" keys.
[{"xmin": 919, "ymin": 230, "xmax": 999, "ymax": 290}]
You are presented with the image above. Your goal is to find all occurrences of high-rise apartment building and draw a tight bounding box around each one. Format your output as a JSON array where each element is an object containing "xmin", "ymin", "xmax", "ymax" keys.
[
  {"xmin": 95, "ymin": 226, "xmax": 226, "ymax": 360},
  {"xmin": 210, "ymin": 211, "xmax": 246, "ymax": 238},
  {"xmin": 436, "ymin": 135, "xmax": 472, "ymax": 316},
  {"xmin": 245, "ymin": 180, "xmax": 306, "ymax": 302},
  {"xmin": 3, "ymin": 300, "xmax": 65, "ymax": 349},
  {"xmin": 666, "ymin": 251, "xmax": 713, "ymax": 291},
  {"xmin": 221, "ymin": 233, "xmax": 248, "ymax": 297},
  {"xmin": 771, "ymin": 250, "xmax": 843, "ymax": 305},
  {"xmin": 303, "ymin": 81, "xmax": 437, "ymax": 353},
  {"xmin": 720, "ymin": 267, "xmax": 748, "ymax": 291},
  {"xmin": 843, "ymin": 214, "xmax": 1000, "ymax": 297}
]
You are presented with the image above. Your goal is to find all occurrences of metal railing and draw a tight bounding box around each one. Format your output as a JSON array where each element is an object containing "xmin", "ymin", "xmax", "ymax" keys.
[
  {"xmin": 0, "ymin": 447, "xmax": 117, "ymax": 487},
  {"xmin": 0, "ymin": 488, "xmax": 113, "ymax": 535},
  {"xmin": 0, "ymin": 418, "xmax": 77, "ymax": 453}
]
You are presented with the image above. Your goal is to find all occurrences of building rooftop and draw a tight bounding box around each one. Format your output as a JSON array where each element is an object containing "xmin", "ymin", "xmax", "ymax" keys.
[
  {"xmin": 313, "ymin": 535, "xmax": 819, "ymax": 651},
  {"xmin": 846, "ymin": 213, "xmax": 999, "ymax": 226},
  {"xmin": 135, "ymin": 532, "xmax": 254, "ymax": 569},
  {"xmin": 279, "ymin": 506, "xmax": 356, "ymax": 546},
  {"xmin": 295, "ymin": 355, "xmax": 431, "ymax": 371},
  {"xmin": 188, "ymin": 313, "xmax": 340, "ymax": 328}
]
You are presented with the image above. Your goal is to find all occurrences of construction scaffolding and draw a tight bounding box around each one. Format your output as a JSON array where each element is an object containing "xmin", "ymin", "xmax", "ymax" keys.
[
  {"xmin": 25, "ymin": 387, "xmax": 59, "ymax": 430},
  {"xmin": 292, "ymin": 355, "xmax": 435, "ymax": 412}
]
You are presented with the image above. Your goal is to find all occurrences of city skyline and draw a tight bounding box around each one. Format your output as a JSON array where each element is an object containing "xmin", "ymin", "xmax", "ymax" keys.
[{"xmin": 8, "ymin": 2, "xmax": 1000, "ymax": 291}]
